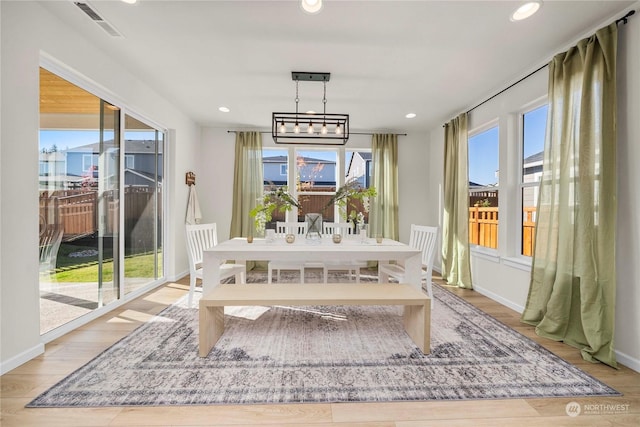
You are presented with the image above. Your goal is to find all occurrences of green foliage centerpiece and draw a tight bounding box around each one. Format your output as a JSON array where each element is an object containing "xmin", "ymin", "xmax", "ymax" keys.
[
  {"xmin": 326, "ymin": 179, "xmax": 377, "ymax": 233},
  {"xmin": 250, "ymin": 185, "xmax": 300, "ymax": 236}
]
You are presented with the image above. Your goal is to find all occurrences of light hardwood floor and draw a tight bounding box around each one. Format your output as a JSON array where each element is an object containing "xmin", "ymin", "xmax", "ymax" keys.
[{"xmin": 2, "ymin": 275, "xmax": 639, "ymax": 427}]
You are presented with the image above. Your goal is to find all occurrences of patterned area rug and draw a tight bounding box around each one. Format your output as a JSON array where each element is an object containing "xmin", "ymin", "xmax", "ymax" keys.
[{"xmin": 28, "ymin": 271, "xmax": 619, "ymax": 407}]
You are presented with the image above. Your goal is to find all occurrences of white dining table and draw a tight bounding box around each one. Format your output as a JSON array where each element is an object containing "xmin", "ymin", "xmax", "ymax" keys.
[{"xmin": 202, "ymin": 236, "xmax": 423, "ymax": 294}]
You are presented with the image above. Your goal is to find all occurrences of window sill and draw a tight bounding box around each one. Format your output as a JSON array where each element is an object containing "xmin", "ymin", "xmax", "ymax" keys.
[{"xmin": 502, "ymin": 256, "xmax": 532, "ymax": 272}]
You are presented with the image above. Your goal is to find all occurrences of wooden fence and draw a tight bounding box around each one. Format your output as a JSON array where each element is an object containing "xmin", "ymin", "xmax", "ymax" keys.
[
  {"xmin": 40, "ymin": 190, "xmax": 97, "ymax": 241},
  {"xmin": 266, "ymin": 194, "xmax": 371, "ymax": 226},
  {"xmin": 468, "ymin": 206, "xmax": 536, "ymax": 256},
  {"xmin": 469, "ymin": 207, "xmax": 498, "ymax": 249},
  {"xmin": 522, "ymin": 206, "xmax": 536, "ymax": 256},
  {"xmin": 39, "ymin": 187, "xmax": 161, "ymax": 242}
]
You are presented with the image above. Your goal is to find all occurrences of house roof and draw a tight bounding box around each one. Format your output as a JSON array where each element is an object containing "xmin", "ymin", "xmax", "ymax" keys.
[
  {"xmin": 64, "ymin": 140, "xmax": 161, "ymax": 154},
  {"xmin": 263, "ymin": 155, "xmax": 335, "ymax": 165},
  {"xmin": 524, "ymin": 151, "xmax": 544, "ymax": 164}
]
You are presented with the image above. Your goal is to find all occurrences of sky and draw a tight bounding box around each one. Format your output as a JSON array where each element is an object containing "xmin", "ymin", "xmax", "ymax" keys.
[
  {"xmin": 40, "ymin": 130, "xmax": 159, "ymax": 151},
  {"xmin": 468, "ymin": 104, "xmax": 547, "ymax": 186}
]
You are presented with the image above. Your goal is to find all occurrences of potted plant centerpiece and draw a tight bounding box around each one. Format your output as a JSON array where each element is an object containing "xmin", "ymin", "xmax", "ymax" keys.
[
  {"xmin": 326, "ymin": 179, "xmax": 377, "ymax": 235},
  {"xmin": 250, "ymin": 185, "xmax": 301, "ymax": 237}
]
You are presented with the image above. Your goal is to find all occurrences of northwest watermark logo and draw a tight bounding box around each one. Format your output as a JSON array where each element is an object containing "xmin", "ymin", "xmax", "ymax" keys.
[
  {"xmin": 566, "ymin": 401, "xmax": 630, "ymax": 417},
  {"xmin": 565, "ymin": 402, "xmax": 581, "ymax": 417}
]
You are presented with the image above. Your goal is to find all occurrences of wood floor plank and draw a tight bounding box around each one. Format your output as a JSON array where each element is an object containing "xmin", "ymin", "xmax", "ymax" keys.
[
  {"xmin": 396, "ymin": 415, "xmax": 614, "ymax": 426},
  {"xmin": 330, "ymin": 400, "xmax": 539, "ymax": 423},
  {"xmin": 108, "ymin": 404, "xmax": 333, "ymax": 426},
  {"xmin": 2, "ymin": 274, "xmax": 638, "ymax": 427},
  {"xmin": 0, "ymin": 398, "xmax": 122, "ymax": 427}
]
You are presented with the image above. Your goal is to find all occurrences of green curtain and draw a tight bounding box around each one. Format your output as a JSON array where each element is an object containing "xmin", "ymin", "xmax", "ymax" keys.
[
  {"xmin": 370, "ymin": 134, "xmax": 399, "ymax": 241},
  {"xmin": 521, "ymin": 23, "xmax": 618, "ymax": 367},
  {"xmin": 229, "ymin": 131, "xmax": 263, "ymax": 239},
  {"xmin": 442, "ymin": 113, "xmax": 473, "ymax": 289}
]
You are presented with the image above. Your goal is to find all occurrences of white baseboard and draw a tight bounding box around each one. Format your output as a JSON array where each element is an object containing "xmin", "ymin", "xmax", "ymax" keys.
[
  {"xmin": 472, "ymin": 283, "xmax": 525, "ymax": 314},
  {"xmin": 169, "ymin": 270, "xmax": 189, "ymax": 282},
  {"xmin": 615, "ymin": 349, "xmax": 640, "ymax": 373},
  {"xmin": 0, "ymin": 342, "xmax": 45, "ymax": 375}
]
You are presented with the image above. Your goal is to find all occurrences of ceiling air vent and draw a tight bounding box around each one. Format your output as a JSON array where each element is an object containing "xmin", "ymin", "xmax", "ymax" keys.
[{"xmin": 74, "ymin": 2, "xmax": 123, "ymax": 38}]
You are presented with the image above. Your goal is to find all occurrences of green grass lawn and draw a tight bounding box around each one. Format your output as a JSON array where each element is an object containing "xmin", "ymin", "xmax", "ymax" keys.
[{"xmin": 45, "ymin": 252, "xmax": 162, "ymax": 282}]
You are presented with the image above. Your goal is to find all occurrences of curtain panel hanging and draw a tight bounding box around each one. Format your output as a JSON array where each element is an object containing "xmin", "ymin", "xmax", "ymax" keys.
[
  {"xmin": 230, "ymin": 131, "xmax": 263, "ymax": 240},
  {"xmin": 370, "ymin": 134, "xmax": 399, "ymax": 241},
  {"xmin": 521, "ymin": 23, "xmax": 618, "ymax": 367},
  {"xmin": 442, "ymin": 113, "xmax": 473, "ymax": 289}
]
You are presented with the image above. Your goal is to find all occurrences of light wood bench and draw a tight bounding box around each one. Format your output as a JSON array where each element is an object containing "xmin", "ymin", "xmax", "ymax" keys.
[{"xmin": 198, "ymin": 283, "xmax": 431, "ymax": 357}]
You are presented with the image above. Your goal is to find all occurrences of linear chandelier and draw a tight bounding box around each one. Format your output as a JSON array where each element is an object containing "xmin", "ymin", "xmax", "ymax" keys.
[{"xmin": 272, "ymin": 72, "xmax": 349, "ymax": 145}]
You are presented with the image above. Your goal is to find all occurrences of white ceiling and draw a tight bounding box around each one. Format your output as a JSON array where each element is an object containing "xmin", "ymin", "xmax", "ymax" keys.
[{"xmin": 39, "ymin": 0, "xmax": 636, "ymax": 133}]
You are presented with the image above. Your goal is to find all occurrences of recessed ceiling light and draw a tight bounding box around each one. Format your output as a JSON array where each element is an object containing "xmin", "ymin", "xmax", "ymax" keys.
[
  {"xmin": 218, "ymin": 106, "xmax": 230, "ymax": 113},
  {"xmin": 405, "ymin": 113, "xmax": 417, "ymax": 119},
  {"xmin": 306, "ymin": 110, "xmax": 316, "ymax": 115},
  {"xmin": 301, "ymin": 0, "xmax": 323, "ymax": 14},
  {"xmin": 121, "ymin": 0, "xmax": 137, "ymax": 4},
  {"xmin": 510, "ymin": 1, "xmax": 542, "ymax": 21}
]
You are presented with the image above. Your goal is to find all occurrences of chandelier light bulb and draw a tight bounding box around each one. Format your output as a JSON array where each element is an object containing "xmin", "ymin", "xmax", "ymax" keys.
[
  {"xmin": 335, "ymin": 123, "xmax": 342, "ymax": 135},
  {"xmin": 307, "ymin": 121, "xmax": 314, "ymax": 134},
  {"xmin": 279, "ymin": 121, "xmax": 286, "ymax": 133},
  {"xmin": 321, "ymin": 122, "xmax": 328, "ymax": 135},
  {"xmin": 294, "ymin": 122, "xmax": 300, "ymax": 134}
]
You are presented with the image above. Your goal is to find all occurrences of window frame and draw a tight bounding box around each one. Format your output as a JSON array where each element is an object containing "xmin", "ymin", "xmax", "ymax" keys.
[
  {"xmin": 467, "ymin": 120, "xmax": 500, "ymax": 254},
  {"xmin": 124, "ymin": 154, "xmax": 135, "ymax": 169},
  {"xmin": 82, "ymin": 153, "xmax": 98, "ymax": 172},
  {"xmin": 518, "ymin": 99, "xmax": 548, "ymax": 258}
]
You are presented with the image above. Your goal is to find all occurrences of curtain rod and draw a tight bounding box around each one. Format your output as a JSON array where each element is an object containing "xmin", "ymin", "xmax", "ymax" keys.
[
  {"xmin": 226, "ymin": 130, "xmax": 407, "ymax": 136},
  {"xmin": 443, "ymin": 9, "xmax": 636, "ymax": 127}
]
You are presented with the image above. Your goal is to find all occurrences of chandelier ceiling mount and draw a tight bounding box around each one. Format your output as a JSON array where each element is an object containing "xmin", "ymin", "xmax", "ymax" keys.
[{"xmin": 272, "ymin": 72, "xmax": 349, "ymax": 145}]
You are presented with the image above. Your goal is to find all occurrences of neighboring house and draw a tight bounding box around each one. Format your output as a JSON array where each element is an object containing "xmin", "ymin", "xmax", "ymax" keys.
[
  {"xmin": 39, "ymin": 139, "xmax": 163, "ymax": 190},
  {"xmin": 346, "ymin": 151, "xmax": 372, "ymax": 187},
  {"xmin": 263, "ymin": 155, "xmax": 336, "ymax": 189},
  {"xmin": 523, "ymin": 151, "xmax": 544, "ymax": 210}
]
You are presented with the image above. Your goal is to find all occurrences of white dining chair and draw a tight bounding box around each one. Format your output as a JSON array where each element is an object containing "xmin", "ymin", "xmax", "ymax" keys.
[
  {"xmin": 322, "ymin": 222, "xmax": 366, "ymax": 283},
  {"xmin": 185, "ymin": 223, "xmax": 245, "ymax": 307},
  {"xmin": 379, "ymin": 224, "xmax": 438, "ymax": 305},
  {"xmin": 267, "ymin": 222, "xmax": 308, "ymax": 284}
]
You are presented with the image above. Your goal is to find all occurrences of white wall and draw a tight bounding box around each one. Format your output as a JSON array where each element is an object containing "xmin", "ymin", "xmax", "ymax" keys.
[
  {"xmin": 426, "ymin": 14, "xmax": 640, "ymax": 371},
  {"xmin": 0, "ymin": 1, "xmax": 200, "ymax": 373},
  {"xmin": 198, "ymin": 130, "xmax": 430, "ymax": 244},
  {"xmin": 615, "ymin": 11, "xmax": 640, "ymax": 372}
]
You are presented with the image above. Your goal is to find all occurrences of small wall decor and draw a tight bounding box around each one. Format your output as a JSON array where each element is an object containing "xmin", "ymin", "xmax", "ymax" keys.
[{"xmin": 186, "ymin": 171, "xmax": 196, "ymax": 186}]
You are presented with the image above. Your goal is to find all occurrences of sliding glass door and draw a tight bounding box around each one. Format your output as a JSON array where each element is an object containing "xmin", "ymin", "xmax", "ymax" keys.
[{"xmin": 38, "ymin": 67, "xmax": 165, "ymax": 335}]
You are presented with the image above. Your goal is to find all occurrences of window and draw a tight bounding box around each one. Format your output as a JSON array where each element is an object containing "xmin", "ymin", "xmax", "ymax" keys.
[
  {"xmin": 468, "ymin": 126, "xmax": 499, "ymax": 249},
  {"xmin": 521, "ymin": 104, "xmax": 548, "ymax": 256},
  {"xmin": 82, "ymin": 154, "xmax": 98, "ymax": 172},
  {"xmin": 124, "ymin": 154, "xmax": 135, "ymax": 169},
  {"xmin": 295, "ymin": 149, "xmax": 337, "ymax": 222},
  {"xmin": 346, "ymin": 150, "xmax": 373, "ymax": 223},
  {"xmin": 262, "ymin": 149, "xmax": 289, "ymax": 226}
]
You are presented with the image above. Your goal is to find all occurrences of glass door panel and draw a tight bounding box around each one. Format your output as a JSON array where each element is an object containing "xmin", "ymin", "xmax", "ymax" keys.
[
  {"xmin": 123, "ymin": 114, "xmax": 164, "ymax": 294},
  {"xmin": 38, "ymin": 68, "xmax": 120, "ymax": 334},
  {"xmin": 98, "ymin": 100, "xmax": 120, "ymax": 306}
]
